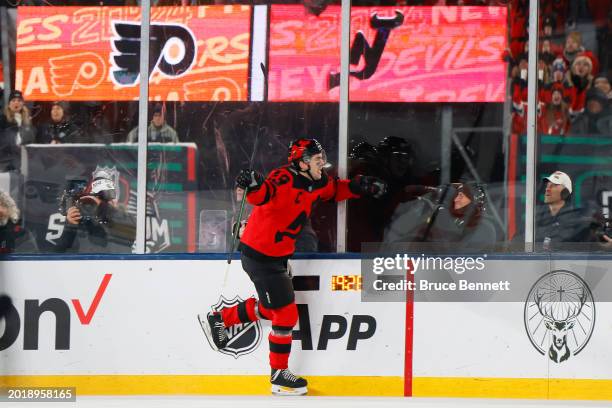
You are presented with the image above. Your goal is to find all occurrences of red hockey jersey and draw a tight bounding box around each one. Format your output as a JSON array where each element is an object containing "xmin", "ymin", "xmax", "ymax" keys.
[{"xmin": 240, "ymin": 165, "xmax": 358, "ymax": 259}]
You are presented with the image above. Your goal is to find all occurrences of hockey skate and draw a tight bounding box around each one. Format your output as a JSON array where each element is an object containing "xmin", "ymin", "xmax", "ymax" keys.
[
  {"xmin": 270, "ymin": 368, "xmax": 308, "ymax": 396},
  {"xmin": 198, "ymin": 312, "xmax": 228, "ymax": 351}
]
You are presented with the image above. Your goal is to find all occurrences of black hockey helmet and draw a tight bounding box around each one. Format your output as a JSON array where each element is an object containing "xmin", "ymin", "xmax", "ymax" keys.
[
  {"xmin": 288, "ymin": 138, "xmax": 326, "ymax": 164},
  {"xmin": 376, "ymin": 136, "xmax": 413, "ymax": 157},
  {"xmin": 349, "ymin": 141, "xmax": 378, "ymax": 161}
]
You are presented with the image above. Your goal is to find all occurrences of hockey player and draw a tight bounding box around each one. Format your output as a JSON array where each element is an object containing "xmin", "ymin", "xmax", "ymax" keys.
[{"xmin": 201, "ymin": 138, "xmax": 385, "ymax": 396}]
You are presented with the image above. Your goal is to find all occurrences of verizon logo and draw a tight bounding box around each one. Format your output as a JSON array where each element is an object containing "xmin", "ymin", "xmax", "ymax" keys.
[{"xmin": 0, "ymin": 274, "xmax": 112, "ymax": 350}]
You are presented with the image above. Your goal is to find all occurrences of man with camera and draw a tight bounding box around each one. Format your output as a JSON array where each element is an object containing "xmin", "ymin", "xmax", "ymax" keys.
[{"xmin": 54, "ymin": 170, "xmax": 135, "ymax": 253}]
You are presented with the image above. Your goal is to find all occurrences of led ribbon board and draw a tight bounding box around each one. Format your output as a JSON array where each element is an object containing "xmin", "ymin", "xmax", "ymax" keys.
[
  {"xmin": 15, "ymin": 6, "xmax": 251, "ymax": 101},
  {"xmin": 268, "ymin": 5, "xmax": 507, "ymax": 102},
  {"xmin": 16, "ymin": 5, "xmax": 507, "ymax": 102}
]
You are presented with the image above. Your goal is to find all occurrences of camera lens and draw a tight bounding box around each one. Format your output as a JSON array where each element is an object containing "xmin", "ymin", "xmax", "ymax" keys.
[{"xmin": 78, "ymin": 196, "xmax": 99, "ymax": 221}]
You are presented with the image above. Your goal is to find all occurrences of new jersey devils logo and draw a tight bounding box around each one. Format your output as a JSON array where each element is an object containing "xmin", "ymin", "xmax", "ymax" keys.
[
  {"xmin": 203, "ymin": 295, "xmax": 263, "ymax": 359},
  {"xmin": 328, "ymin": 11, "xmax": 404, "ymax": 89},
  {"xmin": 111, "ymin": 21, "xmax": 197, "ymax": 86}
]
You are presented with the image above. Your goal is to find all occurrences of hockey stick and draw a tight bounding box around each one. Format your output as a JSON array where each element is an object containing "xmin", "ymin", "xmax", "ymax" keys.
[
  {"xmin": 222, "ymin": 186, "xmax": 247, "ymax": 288},
  {"xmin": 227, "ymin": 186, "xmax": 248, "ymax": 265},
  {"xmin": 221, "ymin": 63, "xmax": 268, "ymax": 285}
]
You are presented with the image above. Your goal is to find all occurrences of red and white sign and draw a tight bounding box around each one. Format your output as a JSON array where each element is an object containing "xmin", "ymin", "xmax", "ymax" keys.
[
  {"xmin": 268, "ymin": 6, "xmax": 508, "ymax": 102},
  {"xmin": 15, "ymin": 5, "xmax": 507, "ymax": 103},
  {"xmin": 15, "ymin": 6, "xmax": 251, "ymax": 101}
]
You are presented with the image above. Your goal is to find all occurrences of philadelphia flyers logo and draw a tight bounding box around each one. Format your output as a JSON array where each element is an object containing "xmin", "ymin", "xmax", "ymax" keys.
[
  {"xmin": 49, "ymin": 52, "xmax": 106, "ymax": 97},
  {"xmin": 110, "ymin": 21, "xmax": 197, "ymax": 86}
]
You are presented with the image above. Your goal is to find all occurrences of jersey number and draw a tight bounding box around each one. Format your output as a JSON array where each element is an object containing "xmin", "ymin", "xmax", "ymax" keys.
[
  {"xmin": 45, "ymin": 213, "xmax": 66, "ymax": 244},
  {"xmin": 275, "ymin": 211, "xmax": 308, "ymax": 243},
  {"xmin": 270, "ymin": 170, "xmax": 290, "ymax": 186}
]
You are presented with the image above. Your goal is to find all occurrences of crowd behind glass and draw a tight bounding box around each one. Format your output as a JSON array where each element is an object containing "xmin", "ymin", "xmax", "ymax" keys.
[{"xmin": 0, "ymin": 0, "xmax": 610, "ymax": 254}]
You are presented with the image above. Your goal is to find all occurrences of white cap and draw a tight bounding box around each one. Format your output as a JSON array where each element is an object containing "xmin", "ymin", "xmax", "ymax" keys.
[
  {"xmin": 91, "ymin": 170, "xmax": 115, "ymax": 194},
  {"xmin": 543, "ymin": 171, "xmax": 572, "ymax": 194},
  {"xmin": 91, "ymin": 178, "xmax": 115, "ymax": 195}
]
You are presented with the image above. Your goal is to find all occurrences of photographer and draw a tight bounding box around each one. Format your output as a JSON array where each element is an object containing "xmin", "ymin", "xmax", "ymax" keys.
[
  {"xmin": 54, "ymin": 170, "xmax": 135, "ymax": 253},
  {"xmin": 588, "ymin": 210, "xmax": 612, "ymax": 250},
  {"xmin": 419, "ymin": 182, "xmax": 497, "ymax": 248}
]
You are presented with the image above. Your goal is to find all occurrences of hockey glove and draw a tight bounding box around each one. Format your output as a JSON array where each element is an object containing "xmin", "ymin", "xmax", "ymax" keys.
[
  {"xmin": 236, "ymin": 169, "xmax": 264, "ymax": 191},
  {"xmin": 349, "ymin": 175, "xmax": 387, "ymax": 199},
  {"xmin": 232, "ymin": 221, "xmax": 247, "ymax": 239}
]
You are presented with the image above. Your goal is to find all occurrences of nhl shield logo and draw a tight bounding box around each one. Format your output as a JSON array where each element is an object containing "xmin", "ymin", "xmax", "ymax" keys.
[
  {"xmin": 524, "ymin": 270, "xmax": 595, "ymax": 363},
  {"xmin": 201, "ymin": 295, "xmax": 263, "ymax": 359}
]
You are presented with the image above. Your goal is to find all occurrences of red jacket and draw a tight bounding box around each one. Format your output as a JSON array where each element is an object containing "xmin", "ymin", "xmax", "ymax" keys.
[
  {"xmin": 538, "ymin": 106, "xmax": 570, "ymax": 135},
  {"xmin": 240, "ymin": 165, "xmax": 358, "ymax": 259}
]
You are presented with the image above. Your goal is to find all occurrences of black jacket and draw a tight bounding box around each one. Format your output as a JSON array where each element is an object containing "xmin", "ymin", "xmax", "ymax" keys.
[
  {"xmin": 0, "ymin": 114, "xmax": 36, "ymax": 172},
  {"xmin": 570, "ymin": 109, "xmax": 612, "ymax": 136},
  {"xmin": 428, "ymin": 203, "xmax": 498, "ymax": 249},
  {"xmin": 0, "ymin": 220, "xmax": 37, "ymax": 254},
  {"xmin": 535, "ymin": 203, "xmax": 591, "ymax": 244},
  {"xmin": 54, "ymin": 204, "xmax": 136, "ymax": 254},
  {"xmin": 37, "ymin": 120, "xmax": 85, "ymax": 144}
]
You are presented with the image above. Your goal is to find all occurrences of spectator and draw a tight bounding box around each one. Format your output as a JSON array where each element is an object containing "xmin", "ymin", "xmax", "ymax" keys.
[
  {"xmin": 445, "ymin": 183, "xmax": 497, "ymax": 247},
  {"xmin": 535, "ymin": 171, "xmax": 590, "ymax": 245},
  {"xmin": 539, "ymin": 83, "xmax": 571, "ymax": 135},
  {"xmin": 588, "ymin": 210, "xmax": 612, "ymax": 250},
  {"xmin": 71, "ymin": 102, "xmax": 113, "ymax": 144},
  {"xmin": 571, "ymin": 88, "xmax": 612, "ymax": 135},
  {"xmin": 54, "ymin": 169, "xmax": 135, "ymax": 253},
  {"xmin": 511, "ymin": 55, "xmax": 550, "ymax": 134},
  {"xmin": 564, "ymin": 52, "xmax": 595, "ymax": 116},
  {"xmin": 539, "ymin": 38, "xmax": 558, "ymax": 66},
  {"xmin": 537, "ymin": 59, "xmax": 551, "ymax": 85},
  {"xmin": 508, "ymin": 0, "xmax": 529, "ymax": 61},
  {"xmin": 511, "ymin": 56, "xmax": 529, "ymax": 134},
  {"xmin": 419, "ymin": 183, "xmax": 497, "ymax": 248},
  {"xmin": 37, "ymin": 102, "xmax": 84, "ymax": 144},
  {"xmin": 562, "ymin": 31, "xmax": 586, "ymax": 66},
  {"xmin": 0, "ymin": 189, "xmax": 35, "ymax": 254},
  {"xmin": 0, "ymin": 90, "xmax": 36, "ymax": 172},
  {"xmin": 551, "ymin": 58, "xmax": 568, "ymax": 84},
  {"xmin": 127, "ymin": 104, "xmax": 178, "ymax": 143},
  {"xmin": 541, "ymin": 14, "xmax": 555, "ymax": 38},
  {"xmin": 593, "ymin": 74, "xmax": 612, "ymax": 99},
  {"xmin": 541, "ymin": 0, "xmax": 569, "ymax": 32}
]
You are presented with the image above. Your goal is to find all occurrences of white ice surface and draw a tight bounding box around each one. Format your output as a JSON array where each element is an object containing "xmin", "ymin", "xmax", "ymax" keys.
[{"xmin": 7, "ymin": 396, "xmax": 612, "ymax": 408}]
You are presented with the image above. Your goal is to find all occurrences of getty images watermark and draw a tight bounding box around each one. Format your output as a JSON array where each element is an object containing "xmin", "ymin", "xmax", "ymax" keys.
[
  {"xmin": 359, "ymin": 243, "xmax": 522, "ymax": 302},
  {"xmin": 370, "ymin": 253, "xmax": 510, "ymax": 293},
  {"xmin": 360, "ymin": 243, "xmax": 612, "ymax": 306}
]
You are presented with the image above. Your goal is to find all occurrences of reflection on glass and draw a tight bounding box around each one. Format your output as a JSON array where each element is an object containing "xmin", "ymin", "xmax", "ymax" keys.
[
  {"xmin": 1, "ymin": 4, "xmax": 139, "ymax": 254},
  {"xmin": 173, "ymin": 101, "xmax": 340, "ymax": 254},
  {"xmin": 2, "ymin": 1, "xmax": 609, "ymax": 255},
  {"xmin": 140, "ymin": 2, "xmax": 342, "ymax": 253},
  {"xmin": 346, "ymin": 4, "xmax": 509, "ymax": 251},
  {"xmin": 533, "ymin": 0, "xmax": 612, "ymax": 251}
]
